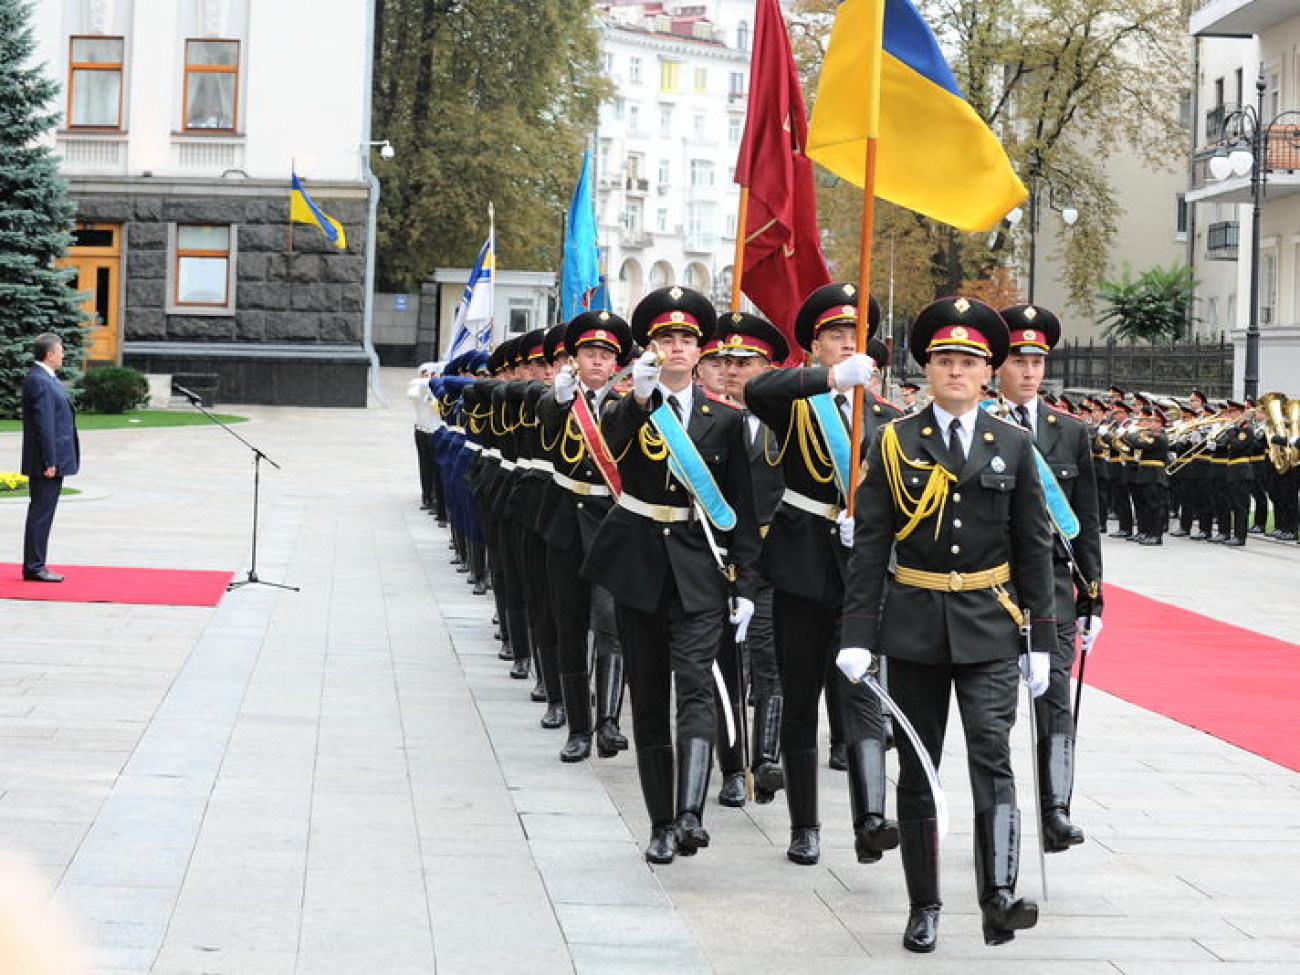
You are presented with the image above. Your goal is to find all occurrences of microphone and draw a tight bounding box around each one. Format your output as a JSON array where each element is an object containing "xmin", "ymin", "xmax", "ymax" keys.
[{"xmin": 173, "ymin": 384, "xmax": 203, "ymax": 406}]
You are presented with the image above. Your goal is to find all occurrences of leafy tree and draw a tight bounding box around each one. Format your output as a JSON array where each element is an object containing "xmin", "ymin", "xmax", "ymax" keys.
[
  {"xmin": 0, "ymin": 0, "xmax": 86, "ymax": 417},
  {"xmin": 372, "ymin": 0, "xmax": 608, "ymax": 289},
  {"xmin": 1096, "ymin": 264, "xmax": 1198, "ymax": 343}
]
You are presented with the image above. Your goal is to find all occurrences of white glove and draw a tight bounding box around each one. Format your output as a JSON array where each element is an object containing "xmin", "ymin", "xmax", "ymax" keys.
[
  {"xmin": 1020, "ymin": 651, "xmax": 1051, "ymax": 698},
  {"xmin": 553, "ymin": 363, "xmax": 577, "ymax": 405},
  {"xmin": 631, "ymin": 349, "xmax": 661, "ymax": 401},
  {"xmin": 830, "ymin": 353, "xmax": 875, "ymax": 391},
  {"xmin": 836, "ymin": 646, "xmax": 873, "ymax": 683},
  {"xmin": 836, "ymin": 510, "xmax": 855, "ymax": 548},
  {"xmin": 1075, "ymin": 615, "xmax": 1103, "ymax": 655},
  {"xmin": 729, "ymin": 597, "xmax": 755, "ymax": 644}
]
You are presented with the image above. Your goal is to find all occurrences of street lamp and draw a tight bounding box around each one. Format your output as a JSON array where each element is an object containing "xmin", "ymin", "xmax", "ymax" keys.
[
  {"xmin": 360, "ymin": 139, "xmax": 395, "ymax": 406},
  {"xmin": 1207, "ymin": 74, "xmax": 1300, "ymax": 400},
  {"xmin": 1007, "ymin": 148, "xmax": 1079, "ymax": 304}
]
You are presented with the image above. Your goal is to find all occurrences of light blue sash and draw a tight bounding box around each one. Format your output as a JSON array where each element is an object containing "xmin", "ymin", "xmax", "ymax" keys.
[
  {"xmin": 650, "ymin": 402, "xmax": 737, "ymax": 531},
  {"xmin": 808, "ymin": 392, "xmax": 852, "ymax": 498},
  {"xmin": 979, "ymin": 399, "xmax": 1080, "ymax": 539}
]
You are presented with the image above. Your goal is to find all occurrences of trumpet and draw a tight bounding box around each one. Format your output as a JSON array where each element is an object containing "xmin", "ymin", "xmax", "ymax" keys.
[
  {"xmin": 1167, "ymin": 418, "xmax": 1229, "ymax": 475},
  {"xmin": 1259, "ymin": 391, "xmax": 1300, "ymax": 473}
]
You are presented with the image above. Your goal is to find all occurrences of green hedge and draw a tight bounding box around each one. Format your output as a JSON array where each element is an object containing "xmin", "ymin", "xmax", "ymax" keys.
[{"xmin": 79, "ymin": 366, "xmax": 149, "ymax": 414}]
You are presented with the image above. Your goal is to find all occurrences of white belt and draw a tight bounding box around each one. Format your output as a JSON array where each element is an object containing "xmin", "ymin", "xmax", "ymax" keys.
[
  {"xmin": 781, "ymin": 487, "xmax": 841, "ymax": 522},
  {"xmin": 617, "ymin": 493, "xmax": 693, "ymax": 523},
  {"xmin": 463, "ymin": 441, "xmax": 481, "ymax": 452},
  {"xmin": 500, "ymin": 459, "xmax": 517, "ymax": 470},
  {"xmin": 517, "ymin": 457, "xmax": 538, "ymax": 470},
  {"xmin": 554, "ymin": 472, "xmax": 611, "ymax": 497},
  {"xmin": 484, "ymin": 447, "xmax": 501, "ymax": 460},
  {"xmin": 523, "ymin": 457, "xmax": 555, "ymax": 474},
  {"xmin": 448, "ymin": 425, "xmax": 464, "ymax": 435}
]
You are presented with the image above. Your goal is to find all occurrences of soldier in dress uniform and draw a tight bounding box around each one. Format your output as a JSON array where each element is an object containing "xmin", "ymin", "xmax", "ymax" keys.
[
  {"xmin": 695, "ymin": 336, "xmax": 730, "ymax": 401},
  {"xmin": 898, "ymin": 381, "xmax": 923, "ymax": 415},
  {"xmin": 1106, "ymin": 398, "xmax": 1136, "ymax": 538},
  {"xmin": 1219, "ymin": 400, "xmax": 1257, "ymax": 547},
  {"xmin": 838, "ymin": 296, "xmax": 1055, "ymax": 953},
  {"xmin": 1085, "ymin": 397, "xmax": 1111, "ymax": 522},
  {"xmin": 744, "ymin": 283, "xmax": 899, "ymax": 867},
  {"xmin": 997, "ymin": 304, "xmax": 1104, "ymax": 853},
  {"xmin": 712, "ymin": 312, "xmax": 789, "ymax": 807},
  {"xmin": 1127, "ymin": 406, "xmax": 1169, "ymax": 545},
  {"xmin": 537, "ymin": 311, "xmax": 635, "ymax": 762},
  {"xmin": 581, "ymin": 286, "xmax": 761, "ymax": 864}
]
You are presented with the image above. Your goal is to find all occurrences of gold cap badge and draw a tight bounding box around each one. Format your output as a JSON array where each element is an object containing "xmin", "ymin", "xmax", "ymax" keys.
[
  {"xmin": 954, "ymin": 298, "xmax": 971, "ymax": 314},
  {"xmin": 669, "ymin": 286, "xmax": 683, "ymax": 300},
  {"xmin": 1023, "ymin": 306, "xmax": 1038, "ymax": 321},
  {"xmin": 951, "ymin": 326, "xmax": 969, "ymax": 339}
]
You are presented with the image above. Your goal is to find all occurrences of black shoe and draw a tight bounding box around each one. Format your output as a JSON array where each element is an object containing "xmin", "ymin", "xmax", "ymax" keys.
[
  {"xmin": 1225, "ymin": 537, "xmax": 1246, "ymax": 547},
  {"xmin": 1042, "ymin": 807, "xmax": 1085, "ymax": 853},
  {"xmin": 645, "ymin": 825, "xmax": 677, "ymax": 864},
  {"xmin": 786, "ymin": 826, "xmax": 820, "ymax": 865},
  {"xmin": 717, "ymin": 772, "xmax": 746, "ymax": 808},
  {"xmin": 1248, "ymin": 525, "xmax": 1265, "ymax": 534},
  {"xmin": 1169, "ymin": 528, "xmax": 1190, "ymax": 537},
  {"xmin": 847, "ymin": 739, "xmax": 898, "ymax": 863},
  {"xmin": 975, "ymin": 806, "xmax": 1038, "ymax": 946},
  {"xmin": 540, "ymin": 702, "xmax": 566, "ymax": 729},
  {"xmin": 509, "ymin": 659, "xmax": 530, "ymax": 680},
  {"xmin": 1276, "ymin": 531, "xmax": 1298, "ymax": 541},
  {"xmin": 22, "ymin": 568, "xmax": 63, "ymax": 583},
  {"xmin": 456, "ymin": 563, "xmax": 471, "ymax": 573},
  {"xmin": 498, "ymin": 642, "xmax": 514, "ymax": 661},
  {"xmin": 530, "ymin": 678, "xmax": 547, "ymax": 703},
  {"xmin": 753, "ymin": 761, "xmax": 783, "ymax": 804},
  {"xmin": 1126, "ymin": 533, "xmax": 1145, "ymax": 542},
  {"xmin": 595, "ymin": 718, "xmax": 628, "ymax": 757},
  {"xmin": 1190, "ymin": 531, "xmax": 1211, "ymax": 540},
  {"xmin": 903, "ymin": 905, "xmax": 940, "ymax": 953},
  {"xmin": 472, "ymin": 580, "xmax": 487, "ymax": 595},
  {"xmin": 1209, "ymin": 534, "xmax": 1230, "ymax": 544},
  {"xmin": 828, "ymin": 742, "xmax": 848, "ymax": 771},
  {"xmin": 855, "ymin": 816, "xmax": 900, "ymax": 864},
  {"xmin": 560, "ymin": 733, "xmax": 591, "ymax": 763},
  {"xmin": 1108, "ymin": 529, "xmax": 1133, "ymax": 539},
  {"xmin": 1139, "ymin": 535, "xmax": 1163, "ymax": 546}
]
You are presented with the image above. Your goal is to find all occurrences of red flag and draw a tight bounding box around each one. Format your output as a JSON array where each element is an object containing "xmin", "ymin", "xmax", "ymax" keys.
[{"xmin": 734, "ymin": 0, "xmax": 830, "ymax": 364}]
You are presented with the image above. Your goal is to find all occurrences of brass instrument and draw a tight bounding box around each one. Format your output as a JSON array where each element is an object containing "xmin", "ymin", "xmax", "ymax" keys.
[
  {"xmin": 1259, "ymin": 392, "xmax": 1290, "ymax": 473},
  {"xmin": 1289, "ymin": 397, "xmax": 1300, "ymax": 469},
  {"xmin": 1166, "ymin": 416, "xmax": 1228, "ymax": 476}
]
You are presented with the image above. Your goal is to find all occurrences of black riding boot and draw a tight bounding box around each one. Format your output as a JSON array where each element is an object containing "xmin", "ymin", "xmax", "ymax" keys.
[
  {"xmin": 559, "ymin": 673, "xmax": 593, "ymax": 762},
  {"xmin": 783, "ymin": 748, "xmax": 820, "ymax": 865},
  {"xmin": 594, "ymin": 653, "xmax": 629, "ymax": 757},
  {"xmin": 507, "ymin": 606, "xmax": 531, "ymax": 680},
  {"xmin": 752, "ymin": 693, "xmax": 784, "ymax": 804},
  {"xmin": 638, "ymin": 746, "xmax": 677, "ymax": 864},
  {"xmin": 974, "ymin": 805, "xmax": 1039, "ymax": 945},
  {"xmin": 847, "ymin": 738, "xmax": 899, "ymax": 863},
  {"xmin": 675, "ymin": 738, "xmax": 713, "ymax": 855},
  {"xmin": 1039, "ymin": 733, "xmax": 1084, "ymax": 852},
  {"xmin": 715, "ymin": 680, "xmax": 746, "ymax": 808},
  {"xmin": 899, "ymin": 819, "xmax": 941, "ymax": 953}
]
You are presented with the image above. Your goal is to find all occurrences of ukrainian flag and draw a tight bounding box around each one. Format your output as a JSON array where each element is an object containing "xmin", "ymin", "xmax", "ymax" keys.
[
  {"xmin": 290, "ymin": 172, "xmax": 347, "ymax": 249},
  {"xmin": 808, "ymin": 0, "xmax": 1026, "ymax": 232}
]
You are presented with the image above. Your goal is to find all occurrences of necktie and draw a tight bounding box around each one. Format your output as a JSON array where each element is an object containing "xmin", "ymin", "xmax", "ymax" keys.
[
  {"xmin": 741, "ymin": 409, "xmax": 755, "ymax": 449},
  {"xmin": 667, "ymin": 393, "xmax": 683, "ymax": 421},
  {"xmin": 1015, "ymin": 404, "xmax": 1032, "ymax": 432},
  {"xmin": 585, "ymin": 389, "xmax": 597, "ymax": 411},
  {"xmin": 949, "ymin": 417, "xmax": 966, "ymax": 467}
]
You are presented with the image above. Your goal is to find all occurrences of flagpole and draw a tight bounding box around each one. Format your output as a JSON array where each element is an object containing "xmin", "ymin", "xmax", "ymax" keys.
[
  {"xmin": 846, "ymin": 1, "xmax": 886, "ymax": 518},
  {"xmin": 729, "ymin": 186, "xmax": 750, "ymax": 310},
  {"xmin": 486, "ymin": 201, "xmax": 496, "ymax": 349}
]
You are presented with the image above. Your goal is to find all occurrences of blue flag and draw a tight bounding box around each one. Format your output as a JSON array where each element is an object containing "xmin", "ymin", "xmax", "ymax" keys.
[
  {"xmin": 446, "ymin": 235, "xmax": 495, "ymax": 360},
  {"xmin": 561, "ymin": 151, "xmax": 602, "ymax": 320}
]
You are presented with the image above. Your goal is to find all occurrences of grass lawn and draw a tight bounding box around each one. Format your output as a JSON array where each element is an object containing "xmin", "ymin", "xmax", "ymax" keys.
[
  {"xmin": 0, "ymin": 485, "xmax": 80, "ymax": 498},
  {"xmin": 0, "ymin": 409, "xmax": 247, "ymax": 433}
]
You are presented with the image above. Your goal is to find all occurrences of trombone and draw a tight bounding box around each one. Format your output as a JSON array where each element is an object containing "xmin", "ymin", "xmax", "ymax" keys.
[{"xmin": 1165, "ymin": 414, "xmax": 1225, "ymax": 476}]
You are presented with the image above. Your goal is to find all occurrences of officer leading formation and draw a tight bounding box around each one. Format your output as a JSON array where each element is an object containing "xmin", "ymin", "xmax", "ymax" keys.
[{"xmin": 418, "ymin": 282, "xmax": 1280, "ymax": 953}]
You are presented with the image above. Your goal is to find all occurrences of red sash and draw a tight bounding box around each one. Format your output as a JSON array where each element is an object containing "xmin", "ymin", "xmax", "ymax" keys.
[{"xmin": 571, "ymin": 391, "xmax": 622, "ymax": 496}]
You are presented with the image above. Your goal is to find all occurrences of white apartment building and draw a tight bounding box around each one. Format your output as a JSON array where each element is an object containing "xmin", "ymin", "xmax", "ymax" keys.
[
  {"xmin": 1189, "ymin": 0, "xmax": 1300, "ymax": 396},
  {"xmin": 594, "ymin": 1, "xmax": 764, "ymax": 316},
  {"xmin": 30, "ymin": 0, "xmax": 376, "ymax": 405}
]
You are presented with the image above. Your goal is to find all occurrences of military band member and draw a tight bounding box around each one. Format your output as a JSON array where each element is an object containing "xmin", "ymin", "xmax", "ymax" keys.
[
  {"xmin": 539, "ymin": 311, "xmax": 634, "ymax": 761},
  {"xmin": 582, "ymin": 286, "xmax": 761, "ymax": 864},
  {"xmin": 1128, "ymin": 407, "xmax": 1169, "ymax": 545},
  {"xmin": 839, "ymin": 296, "xmax": 1055, "ymax": 953},
  {"xmin": 745, "ymin": 283, "xmax": 899, "ymax": 867},
  {"xmin": 997, "ymin": 304, "xmax": 1104, "ymax": 853},
  {"xmin": 1219, "ymin": 400, "xmax": 1257, "ymax": 547},
  {"xmin": 1106, "ymin": 399, "xmax": 1136, "ymax": 537}
]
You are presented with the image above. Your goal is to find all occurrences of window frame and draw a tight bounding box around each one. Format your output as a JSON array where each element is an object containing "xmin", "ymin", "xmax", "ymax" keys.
[
  {"xmin": 182, "ymin": 38, "xmax": 241, "ymax": 133},
  {"xmin": 67, "ymin": 35, "xmax": 125, "ymax": 130},
  {"xmin": 169, "ymin": 223, "xmax": 238, "ymax": 315}
]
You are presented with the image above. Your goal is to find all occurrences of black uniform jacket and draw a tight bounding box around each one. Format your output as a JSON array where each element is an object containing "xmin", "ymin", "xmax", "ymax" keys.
[
  {"xmin": 581, "ymin": 385, "xmax": 761, "ymax": 615},
  {"xmin": 537, "ymin": 386, "xmax": 621, "ymax": 554},
  {"xmin": 1130, "ymin": 429, "xmax": 1170, "ymax": 486},
  {"xmin": 843, "ymin": 405, "xmax": 1056, "ymax": 665},
  {"xmin": 745, "ymin": 365, "xmax": 899, "ymax": 604},
  {"xmin": 1034, "ymin": 400, "xmax": 1104, "ymax": 614}
]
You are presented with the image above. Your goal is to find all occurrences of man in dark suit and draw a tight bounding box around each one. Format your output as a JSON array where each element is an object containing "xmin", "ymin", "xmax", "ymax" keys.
[
  {"xmin": 998, "ymin": 305, "xmax": 1104, "ymax": 853},
  {"xmin": 840, "ymin": 297, "xmax": 1056, "ymax": 953},
  {"xmin": 21, "ymin": 333, "xmax": 80, "ymax": 582},
  {"xmin": 582, "ymin": 286, "xmax": 761, "ymax": 865}
]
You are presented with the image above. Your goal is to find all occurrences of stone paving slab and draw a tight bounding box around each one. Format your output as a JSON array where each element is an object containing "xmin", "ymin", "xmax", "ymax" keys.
[{"xmin": 1, "ymin": 368, "xmax": 1299, "ymax": 973}]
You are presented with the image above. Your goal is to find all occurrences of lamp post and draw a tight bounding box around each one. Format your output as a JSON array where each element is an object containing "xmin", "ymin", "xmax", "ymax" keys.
[
  {"xmin": 1008, "ymin": 148, "xmax": 1079, "ymax": 304},
  {"xmin": 360, "ymin": 140, "xmax": 395, "ymax": 407},
  {"xmin": 1206, "ymin": 75, "xmax": 1300, "ymax": 401}
]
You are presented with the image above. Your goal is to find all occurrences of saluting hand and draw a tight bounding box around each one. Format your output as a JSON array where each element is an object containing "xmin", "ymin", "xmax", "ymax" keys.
[
  {"xmin": 553, "ymin": 364, "xmax": 578, "ymax": 405},
  {"xmin": 631, "ymin": 349, "xmax": 661, "ymax": 403},
  {"xmin": 830, "ymin": 352, "xmax": 875, "ymax": 391}
]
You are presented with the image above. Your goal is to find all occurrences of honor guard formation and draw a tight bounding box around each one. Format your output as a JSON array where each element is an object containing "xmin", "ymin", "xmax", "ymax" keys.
[{"xmin": 404, "ymin": 284, "xmax": 1297, "ymax": 954}]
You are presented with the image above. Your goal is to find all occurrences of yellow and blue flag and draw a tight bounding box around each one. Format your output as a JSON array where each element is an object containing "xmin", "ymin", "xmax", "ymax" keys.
[
  {"xmin": 290, "ymin": 172, "xmax": 347, "ymax": 249},
  {"xmin": 808, "ymin": 0, "xmax": 1026, "ymax": 232}
]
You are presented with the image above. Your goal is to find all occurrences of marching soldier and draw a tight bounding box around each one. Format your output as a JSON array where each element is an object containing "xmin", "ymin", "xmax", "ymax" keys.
[
  {"xmin": 838, "ymin": 296, "xmax": 1055, "ymax": 953},
  {"xmin": 745, "ymin": 283, "xmax": 899, "ymax": 867},
  {"xmin": 581, "ymin": 286, "xmax": 761, "ymax": 864},
  {"xmin": 898, "ymin": 380, "xmax": 922, "ymax": 415},
  {"xmin": 997, "ymin": 304, "xmax": 1104, "ymax": 853}
]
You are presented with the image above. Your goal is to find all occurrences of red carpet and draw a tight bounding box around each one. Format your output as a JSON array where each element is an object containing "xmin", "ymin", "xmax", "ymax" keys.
[
  {"xmin": 1081, "ymin": 586, "xmax": 1300, "ymax": 772},
  {"xmin": 0, "ymin": 563, "xmax": 232, "ymax": 607}
]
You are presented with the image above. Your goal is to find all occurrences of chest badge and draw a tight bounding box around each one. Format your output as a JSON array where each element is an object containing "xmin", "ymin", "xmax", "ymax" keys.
[{"xmin": 990, "ymin": 456, "xmax": 1006, "ymax": 473}]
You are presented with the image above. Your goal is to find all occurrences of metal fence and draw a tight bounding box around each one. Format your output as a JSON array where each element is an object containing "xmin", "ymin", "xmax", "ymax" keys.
[{"xmin": 1047, "ymin": 336, "xmax": 1234, "ymax": 398}]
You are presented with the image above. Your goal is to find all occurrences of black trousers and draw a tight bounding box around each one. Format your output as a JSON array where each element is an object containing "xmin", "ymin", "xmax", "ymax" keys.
[
  {"xmin": 773, "ymin": 588, "xmax": 883, "ymax": 753},
  {"xmin": 1270, "ymin": 468, "xmax": 1298, "ymax": 533},
  {"xmin": 1225, "ymin": 479, "xmax": 1252, "ymax": 541},
  {"xmin": 1034, "ymin": 563, "xmax": 1078, "ymax": 741},
  {"xmin": 520, "ymin": 523, "xmax": 560, "ymax": 702},
  {"xmin": 414, "ymin": 428, "xmax": 434, "ymax": 507},
  {"xmin": 23, "ymin": 475, "xmax": 62, "ymax": 573},
  {"xmin": 889, "ymin": 655, "xmax": 1019, "ymax": 821},
  {"xmin": 616, "ymin": 587, "xmax": 723, "ymax": 750},
  {"xmin": 714, "ymin": 580, "xmax": 778, "ymax": 772},
  {"xmin": 1110, "ymin": 478, "xmax": 1134, "ymax": 532}
]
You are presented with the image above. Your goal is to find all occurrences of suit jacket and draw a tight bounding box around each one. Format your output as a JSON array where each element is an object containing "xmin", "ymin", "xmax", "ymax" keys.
[
  {"xmin": 581, "ymin": 385, "xmax": 761, "ymax": 615},
  {"xmin": 21, "ymin": 365, "xmax": 79, "ymax": 477},
  {"xmin": 843, "ymin": 405, "xmax": 1056, "ymax": 665},
  {"xmin": 745, "ymin": 365, "xmax": 899, "ymax": 604},
  {"xmin": 1033, "ymin": 400, "xmax": 1104, "ymax": 614}
]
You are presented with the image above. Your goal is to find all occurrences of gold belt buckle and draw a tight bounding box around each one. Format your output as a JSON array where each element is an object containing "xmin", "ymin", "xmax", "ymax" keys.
[{"xmin": 948, "ymin": 571, "xmax": 965, "ymax": 592}]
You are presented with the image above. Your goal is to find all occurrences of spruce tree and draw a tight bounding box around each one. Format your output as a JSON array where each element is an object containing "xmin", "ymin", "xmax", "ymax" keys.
[{"xmin": 0, "ymin": 0, "xmax": 86, "ymax": 417}]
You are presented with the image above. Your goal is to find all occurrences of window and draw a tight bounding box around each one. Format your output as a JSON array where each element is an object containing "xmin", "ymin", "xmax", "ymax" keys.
[
  {"xmin": 183, "ymin": 39, "xmax": 240, "ymax": 131},
  {"xmin": 1175, "ymin": 194, "xmax": 1187, "ymax": 239},
  {"xmin": 692, "ymin": 113, "xmax": 706, "ymax": 140},
  {"xmin": 656, "ymin": 208, "xmax": 669, "ymax": 233},
  {"xmin": 657, "ymin": 159, "xmax": 671, "ymax": 186},
  {"xmin": 730, "ymin": 72, "xmax": 745, "ymax": 96},
  {"xmin": 689, "ymin": 159, "xmax": 714, "ymax": 189},
  {"xmin": 694, "ymin": 68, "xmax": 708, "ymax": 92},
  {"xmin": 629, "ymin": 57, "xmax": 642, "ymax": 84},
  {"xmin": 737, "ymin": 20, "xmax": 750, "ymax": 51},
  {"xmin": 622, "ymin": 200, "xmax": 644, "ymax": 232},
  {"xmin": 68, "ymin": 36, "xmax": 124, "ymax": 128},
  {"xmin": 175, "ymin": 225, "xmax": 232, "ymax": 306},
  {"xmin": 660, "ymin": 59, "xmax": 680, "ymax": 92},
  {"xmin": 659, "ymin": 105, "xmax": 674, "ymax": 137},
  {"xmin": 1261, "ymin": 249, "xmax": 1277, "ymax": 324},
  {"xmin": 728, "ymin": 116, "xmax": 743, "ymax": 144},
  {"xmin": 628, "ymin": 103, "xmax": 641, "ymax": 132}
]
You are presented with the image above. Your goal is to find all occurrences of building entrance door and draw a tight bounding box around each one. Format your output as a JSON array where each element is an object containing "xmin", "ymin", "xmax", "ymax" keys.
[{"xmin": 61, "ymin": 222, "xmax": 123, "ymax": 363}]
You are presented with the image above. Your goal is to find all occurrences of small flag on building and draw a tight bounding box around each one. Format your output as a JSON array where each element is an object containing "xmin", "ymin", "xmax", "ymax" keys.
[{"xmin": 289, "ymin": 171, "xmax": 348, "ymax": 249}]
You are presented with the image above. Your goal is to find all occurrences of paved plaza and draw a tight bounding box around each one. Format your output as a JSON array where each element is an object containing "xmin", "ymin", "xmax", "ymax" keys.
[{"xmin": 2, "ymin": 368, "xmax": 1299, "ymax": 974}]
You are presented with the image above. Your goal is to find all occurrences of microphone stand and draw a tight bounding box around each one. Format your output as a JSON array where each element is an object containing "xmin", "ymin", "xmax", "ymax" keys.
[{"xmin": 175, "ymin": 387, "xmax": 299, "ymax": 593}]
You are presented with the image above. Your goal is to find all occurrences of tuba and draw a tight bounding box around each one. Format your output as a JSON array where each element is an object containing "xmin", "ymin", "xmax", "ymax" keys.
[
  {"xmin": 1259, "ymin": 392, "xmax": 1293, "ymax": 474},
  {"xmin": 1288, "ymin": 396, "xmax": 1300, "ymax": 470}
]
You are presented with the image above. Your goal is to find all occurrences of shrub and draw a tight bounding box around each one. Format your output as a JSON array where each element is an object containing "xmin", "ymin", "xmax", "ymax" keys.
[{"xmin": 80, "ymin": 365, "xmax": 149, "ymax": 414}]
